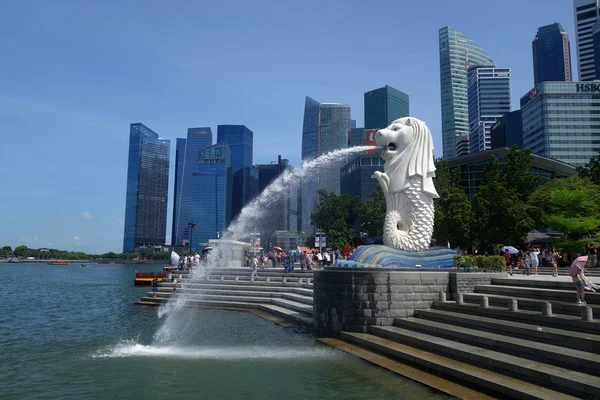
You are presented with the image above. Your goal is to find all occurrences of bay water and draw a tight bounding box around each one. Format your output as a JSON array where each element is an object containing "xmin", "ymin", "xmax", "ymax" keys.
[{"xmin": 1, "ymin": 262, "xmax": 450, "ymax": 399}]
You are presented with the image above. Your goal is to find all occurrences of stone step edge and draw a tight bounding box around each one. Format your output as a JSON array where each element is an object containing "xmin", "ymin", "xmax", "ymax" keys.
[
  {"xmin": 370, "ymin": 325, "xmax": 600, "ymax": 397},
  {"xmin": 340, "ymin": 332, "xmax": 578, "ymax": 400},
  {"xmin": 433, "ymin": 302, "xmax": 600, "ymax": 334},
  {"xmin": 462, "ymin": 292, "xmax": 600, "ymax": 315},
  {"xmin": 157, "ymin": 288, "xmax": 313, "ymax": 302},
  {"xmin": 148, "ymin": 294, "xmax": 314, "ymax": 315},
  {"xmin": 394, "ymin": 317, "xmax": 600, "ymax": 374},
  {"xmin": 317, "ymin": 337, "xmax": 496, "ymax": 400},
  {"xmin": 476, "ymin": 285, "xmax": 600, "ymax": 301},
  {"xmin": 415, "ymin": 308, "xmax": 600, "ymax": 351},
  {"xmin": 136, "ymin": 297, "xmax": 313, "ymax": 327}
]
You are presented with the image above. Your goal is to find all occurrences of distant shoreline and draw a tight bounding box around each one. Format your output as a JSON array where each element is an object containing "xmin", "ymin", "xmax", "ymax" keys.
[{"xmin": 0, "ymin": 259, "xmax": 167, "ymax": 264}]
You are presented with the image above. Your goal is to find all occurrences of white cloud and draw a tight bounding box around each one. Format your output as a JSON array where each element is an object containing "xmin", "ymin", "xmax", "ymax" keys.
[
  {"xmin": 33, "ymin": 236, "xmax": 39, "ymax": 241},
  {"xmin": 117, "ymin": 218, "xmax": 124, "ymax": 226},
  {"xmin": 83, "ymin": 212, "xmax": 93, "ymax": 220},
  {"xmin": 73, "ymin": 236, "xmax": 80, "ymax": 241}
]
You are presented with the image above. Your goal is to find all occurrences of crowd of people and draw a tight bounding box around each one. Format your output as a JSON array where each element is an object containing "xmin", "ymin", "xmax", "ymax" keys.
[{"xmin": 246, "ymin": 247, "xmax": 353, "ymax": 275}]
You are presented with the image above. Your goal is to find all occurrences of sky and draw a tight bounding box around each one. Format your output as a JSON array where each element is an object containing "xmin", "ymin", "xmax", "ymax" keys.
[{"xmin": 0, "ymin": 0, "xmax": 576, "ymax": 253}]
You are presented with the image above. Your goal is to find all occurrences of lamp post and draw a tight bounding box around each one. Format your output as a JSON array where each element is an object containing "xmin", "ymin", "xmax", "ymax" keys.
[{"xmin": 188, "ymin": 221, "xmax": 196, "ymax": 256}]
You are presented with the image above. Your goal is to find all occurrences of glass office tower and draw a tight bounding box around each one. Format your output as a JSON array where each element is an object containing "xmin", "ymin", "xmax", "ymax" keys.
[
  {"xmin": 521, "ymin": 81, "xmax": 600, "ymax": 166},
  {"xmin": 467, "ymin": 65, "xmax": 512, "ymax": 153},
  {"xmin": 439, "ymin": 26, "xmax": 494, "ymax": 158},
  {"xmin": 364, "ymin": 85, "xmax": 409, "ymax": 130},
  {"xmin": 123, "ymin": 123, "xmax": 170, "ymax": 253},
  {"xmin": 532, "ymin": 23, "xmax": 572, "ymax": 85},
  {"xmin": 594, "ymin": 20, "xmax": 600, "ymax": 79},
  {"xmin": 187, "ymin": 142, "xmax": 232, "ymax": 250},
  {"xmin": 573, "ymin": 0, "xmax": 600, "ymax": 81},
  {"xmin": 217, "ymin": 125, "xmax": 255, "ymax": 219},
  {"xmin": 301, "ymin": 96, "xmax": 351, "ymax": 231},
  {"xmin": 171, "ymin": 127, "xmax": 213, "ymax": 247}
]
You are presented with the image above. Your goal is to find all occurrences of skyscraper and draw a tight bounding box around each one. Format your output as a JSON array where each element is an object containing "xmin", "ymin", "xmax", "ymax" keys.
[
  {"xmin": 532, "ymin": 23, "xmax": 572, "ymax": 85},
  {"xmin": 573, "ymin": 0, "xmax": 600, "ymax": 81},
  {"xmin": 189, "ymin": 142, "xmax": 232, "ymax": 249},
  {"xmin": 364, "ymin": 85, "xmax": 409, "ymax": 129},
  {"xmin": 301, "ymin": 96, "xmax": 351, "ymax": 231},
  {"xmin": 171, "ymin": 127, "xmax": 213, "ymax": 247},
  {"xmin": 217, "ymin": 125, "xmax": 256, "ymax": 219},
  {"xmin": 521, "ymin": 81, "xmax": 600, "ymax": 166},
  {"xmin": 123, "ymin": 123, "xmax": 170, "ymax": 253},
  {"xmin": 467, "ymin": 65, "xmax": 511, "ymax": 153},
  {"xmin": 594, "ymin": 20, "xmax": 600, "ymax": 79},
  {"xmin": 439, "ymin": 26, "xmax": 494, "ymax": 158}
]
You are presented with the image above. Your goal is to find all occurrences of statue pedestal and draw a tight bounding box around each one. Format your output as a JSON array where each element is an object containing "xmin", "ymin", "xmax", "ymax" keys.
[{"xmin": 337, "ymin": 245, "xmax": 458, "ymax": 269}]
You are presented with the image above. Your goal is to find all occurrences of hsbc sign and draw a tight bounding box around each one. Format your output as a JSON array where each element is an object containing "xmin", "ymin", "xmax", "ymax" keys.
[{"xmin": 576, "ymin": 83, "xmax": 600, "ymax": 92}]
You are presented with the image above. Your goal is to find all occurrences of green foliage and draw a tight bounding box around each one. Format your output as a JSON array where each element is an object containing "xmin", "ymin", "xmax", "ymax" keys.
[
  {"xmin": 453, "ymin": 255, "xmax": 477, "ymax": 267},
  {"xmin": 0, "ymin": 244, "xmax": 164, "ymax": 261},
  {"xmin": 327, "ymin": 217, "xmax": 355, "ymax": 250},
  {"xmin": 310, "ymin": 190, "xmax": 361, "ymax": 234},
  {"xmin": 13, "ymin": 245, "xmax": 29, "ymax": 257},
  {"xmin": 528, "ymin": 177, "xmax": 600, "ymax": 239},
  {"xmin": 471, "ymin": 155, "xmax": 535, "ymax": 248},
  {"xmin": 433, "ymin": 159, "xmax": 473, "ymax": 248},
  {"xmin": 360, "ymin": 186, "xmax": 385, "ymax": 237},
  {"xmin": 576, "ymin": 155, "xmax": 600, "ymax": 186},
  {"xmin": 475, "ymin": 255, "xmax": 505, "ymax": 272}
]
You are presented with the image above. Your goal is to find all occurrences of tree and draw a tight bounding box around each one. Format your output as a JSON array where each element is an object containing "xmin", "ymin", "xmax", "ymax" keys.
[
  {"xmin": 360, "ymin": 186, "xmax": 385, "ymax": 237},
  {"xmin": 432, "ymin": 159, "xmax": 473, "ymax": 249},
  {"xmin": 310, "ymin": 190, "xmax": 361, "ymax": 234},
  {"xmin": 502, "ymin": 146, "xmax": 540, "ymax": 202},
  {"xmin": 576, "ymin": 155, "xmax": 600, "ymax": 186},
  {"xmin": 327, "ymin": 217, "xmax": 355, "ymax": 250},
  {"xmin": 471, "ymin": 156, "xmax": 535, "ymax": 249},
  {"xmin": 528, "ymin": 176, "xmax": 600, "ymax": 239},
  {"xmin": 13, "ymin": 245, "xmax": 28, "ymax": 257}
]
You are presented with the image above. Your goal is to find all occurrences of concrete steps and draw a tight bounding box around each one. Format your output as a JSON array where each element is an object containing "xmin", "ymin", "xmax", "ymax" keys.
[
  {"xmin": 462, "ymin": 291, "xmax": 600, "ymax": 318},
  {"xmin": 138, "ymin": 269, "xmax": 315, "ymax": 327},
  {"xmin": 475, "ymin": 284, "xmax": 600, "ymax": 305},
  {"xmin": 169, "ymin": 287, "xmax": 313, "ymax": 305},
  {"xmin": 415, "ymin": 308, "xmax": 600, "ymax": 352},
  {"xmin": 139, "ymin": 296, "xmax": 313, "ymax": 326},
  {"xmin": 341, "ymin": 332, "xmax": 578, "ymax": 400},
  {"xmin": 366, "ymin": 324, "xmax": 600, "ymax": 398},
  {"xmin": 432, "ymin": 300, "xmax": 600, "ymax": 334},
  {"xmin": 392, "ymin": 316, "xmax": 600, "ymax": 376}
]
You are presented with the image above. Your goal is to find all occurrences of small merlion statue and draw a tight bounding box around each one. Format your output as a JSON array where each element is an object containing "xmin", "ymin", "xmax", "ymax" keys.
[{"xmin": 373, "ymin": 117, "xmax": 439, "ymax": 251}]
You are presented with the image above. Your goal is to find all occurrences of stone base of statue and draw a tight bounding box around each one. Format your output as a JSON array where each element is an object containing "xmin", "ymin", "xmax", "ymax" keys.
[{"xmin": 336, "ymin": 245, "xmax": 458, "ymax": 269}]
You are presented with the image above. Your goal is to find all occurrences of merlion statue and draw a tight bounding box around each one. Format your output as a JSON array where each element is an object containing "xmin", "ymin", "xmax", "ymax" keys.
[{"xmin": 373, "ymin": 117, "xmax": 439, "ymax": 251}]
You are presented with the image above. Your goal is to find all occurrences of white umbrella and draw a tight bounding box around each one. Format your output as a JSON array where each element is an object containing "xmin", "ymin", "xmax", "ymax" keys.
[{"xmin": 501, "ymin": 246, "xmax": 519, "ymax": 254}]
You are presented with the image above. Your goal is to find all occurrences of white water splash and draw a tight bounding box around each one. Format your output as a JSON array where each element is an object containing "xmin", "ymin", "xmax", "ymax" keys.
[
  {"xmin": 92, "ymin": 340, "xmax": 340, "ymax": 360},
  {"xmin": 226, "ymin": 145, "xmax": 377, "ymax": 241}
]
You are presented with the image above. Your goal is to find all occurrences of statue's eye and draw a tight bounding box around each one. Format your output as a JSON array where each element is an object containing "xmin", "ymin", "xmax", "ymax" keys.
[{"xmin": 391, "ymin": 126, "xmax": 399, "ymax": 131}]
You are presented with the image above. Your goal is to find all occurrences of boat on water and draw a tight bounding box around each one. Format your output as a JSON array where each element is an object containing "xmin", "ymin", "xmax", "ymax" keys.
[
  {"xmin": 48, "ymin": 261, "xmax": 68, "ymax": 265},
  {"xmin": 135, "ymin": 260, "xmax": 146, "ymax": 264},
  {"xmin": 98, "ymin": 260, "xmax": 110, "ymax": 264},
  {"xmin": 134, "ymin": 251, "xmax": 179, "ymax": 285},
  {"xmin": 81, "ymin": 263, "xmax": 87, "ymax": 267},
  {"xmin": 8, "ymin": 257, "xmax": 22, "ymax": 263},
  {"xmin": 114, "ymin": 260, "xmax": 126, "ymax": 264}
]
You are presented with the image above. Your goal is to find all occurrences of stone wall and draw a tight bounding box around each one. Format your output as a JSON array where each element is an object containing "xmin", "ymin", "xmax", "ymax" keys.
[
  {"xmin": 313, "ymin": 269, "xmax": 449, "ymax": 337},
  {"xmin": 448, "ymin": 272, "xmax": 506, "ymax": 299}
]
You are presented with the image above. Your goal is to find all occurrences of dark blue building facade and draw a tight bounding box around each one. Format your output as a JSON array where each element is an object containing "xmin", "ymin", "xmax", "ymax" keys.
[
  {"xmin": 217, "ymin": 125, "xmax": 254, "ymax": 219},
  {"xmin": 364, "ymin": 85, "xmax": 409, "ymax": 130},
  {"xmin": 532, "ymin": 23, "xmax": 572, "ymax": 85},
  {"xmin": 187, "ymin": 142, "xmax": 232, "ymax": 250},
  {"xmin": 340, "ymin": 155, "xmax": 384, "ymax": 202},
  {"xmin": 123, "ymin": 123, "xmax": 170, "ymax": 253},
  {"xmin": 490, "ymin": 110, "xmax": 523, "ymax": 150},
  {"xmin": 171, "ymin": 127, "xmax": 213, "ymax": 247}
]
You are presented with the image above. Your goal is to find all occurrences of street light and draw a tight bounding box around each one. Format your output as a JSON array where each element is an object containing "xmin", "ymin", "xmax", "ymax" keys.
[{"xmin": 188, "ymin": 221, "xmax": 196, "ymax": 256}]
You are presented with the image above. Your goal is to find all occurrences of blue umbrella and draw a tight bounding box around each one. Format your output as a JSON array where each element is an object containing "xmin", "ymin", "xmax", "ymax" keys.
[{"xmin": 501, "ymin": 246, "xmax": 519, "ymax": 254}]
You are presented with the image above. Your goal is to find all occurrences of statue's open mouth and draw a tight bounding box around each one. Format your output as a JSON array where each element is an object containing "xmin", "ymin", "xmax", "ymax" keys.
[{"xmin": 386, "ymin": 143, "xmax": 397, "ymax": 151}]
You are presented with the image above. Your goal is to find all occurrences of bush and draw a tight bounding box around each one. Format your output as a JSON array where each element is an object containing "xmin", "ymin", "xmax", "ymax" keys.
[
  {"xmin": 476, "ymin": 255, "xmax": 505, "ymax": 272},
  {"xmin": 453, "ymin": 255, "xmax": 504, "ymax": 272}
]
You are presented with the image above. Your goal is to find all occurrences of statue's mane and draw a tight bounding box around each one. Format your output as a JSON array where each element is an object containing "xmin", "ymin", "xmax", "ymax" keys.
[{"xmin": 384, "ymin": 117, "xmax": 439, "ymax": 198}]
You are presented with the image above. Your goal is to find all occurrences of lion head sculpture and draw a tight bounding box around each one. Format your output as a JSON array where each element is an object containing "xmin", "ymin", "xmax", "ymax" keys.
[{"xmin": 375, "ymin": 117, "xmax": 439, "ymax": 198}]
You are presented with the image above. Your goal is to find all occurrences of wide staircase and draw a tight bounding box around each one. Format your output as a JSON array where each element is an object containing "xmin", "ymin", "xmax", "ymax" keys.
[
  {"xmin": 341, "ymin": 276, "xmax": 600, "ymax": 399},
  {"xmin": 137, "ymin": 268, "xmax": 315, "ymax": 327}
]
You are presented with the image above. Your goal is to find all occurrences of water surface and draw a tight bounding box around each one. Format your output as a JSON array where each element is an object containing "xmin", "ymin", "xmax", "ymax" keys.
[{"xmin": 1, "ymin": 262, "xmax": 450, "ymax": 399}]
